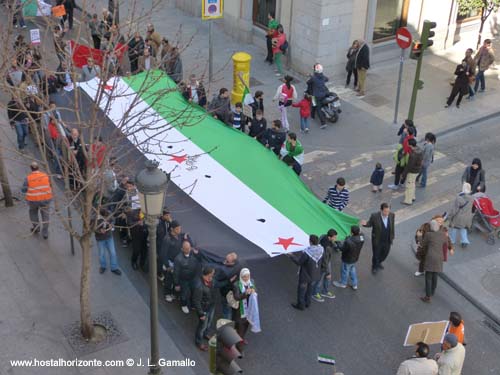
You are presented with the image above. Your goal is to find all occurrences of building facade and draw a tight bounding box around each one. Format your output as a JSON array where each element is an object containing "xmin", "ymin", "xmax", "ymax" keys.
[{"xmin": 175, "ymin": 0, "xmax": 498, "ymax": 76}]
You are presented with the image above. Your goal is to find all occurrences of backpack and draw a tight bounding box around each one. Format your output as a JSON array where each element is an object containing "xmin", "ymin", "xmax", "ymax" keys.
[{"xmin": 280, "ymin": 40, "xmax": 289, "ymax": 54}]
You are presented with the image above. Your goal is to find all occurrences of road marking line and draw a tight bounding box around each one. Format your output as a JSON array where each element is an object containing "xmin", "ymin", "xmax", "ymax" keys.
[
  {"xmin": 395, "ymin": 193, "xmax": 454, "ymax": 224},
  {"xmin": 302, "ymin": 150, "xmax": 337, "ymax": 164}
]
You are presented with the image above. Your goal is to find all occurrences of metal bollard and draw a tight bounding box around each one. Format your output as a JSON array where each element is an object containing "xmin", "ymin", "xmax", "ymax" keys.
[{"xmin": 209, "ymin": 336, "xmax": 217, "ymax": 374}]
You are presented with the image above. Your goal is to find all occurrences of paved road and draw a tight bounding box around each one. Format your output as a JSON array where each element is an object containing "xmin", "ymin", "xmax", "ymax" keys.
[{"xmin": 117, "ymin": 115, "xmax": 500, "ymax": 375}]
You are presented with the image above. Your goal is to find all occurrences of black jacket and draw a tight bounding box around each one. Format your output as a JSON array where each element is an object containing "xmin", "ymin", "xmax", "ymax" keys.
[
  {"xmin": 192, "ymin": 277, "xmax": 219, "ymax": 316},
  {"xmin": 250, "ymin": 97, "xmax": 264, "ymax": 118},
  {"xmin": 156, "ymin": 218, "xmax": 171, "ymax": 251},
  {"xmin": 363, "ymin": 212, "xmax": 395, "ymax": 246},
  {"xmin": 248, "ymin": 118, "xmax": 267, "ymax": 140},
  {"xmin": 354, "ymin": 43, "xmax": 370, "ymax": 70},
  {"xmin": 173, "ymin": 252, "xmax": 201, "ymax": 284},
  {"xmin": 452, "ymin": 63, "xmax": 471, "ymax": 95},
  {"xmin": 261, "ymin": 128, "xmax": 286, "ymax": 155},
  {"xmin": 319, "ymin": 235, "xmax": 339, "ymax": 274},
  {"xmin": 306, "ymin": 73, "xmax": 329, "ymax": 99},
  {"xmin": 462, "ymin": 166, "xmax": 486, "ymax": 193},
  {"xmin": 7, "ymin": 100, "xmax": 28, "ymax": 125},
  {"xmin": 346, "ymin": 47, "xmax": 357, "ymax": 70},
  {"xmin": 341, "ymin": 234, "xmax": 365, "ymax": 264},
  {"xmin": 290, "ymin": 250, "xmax": 322, "ymax": 283},
  {"xmin": 160, "ymin": 232, "xmax": 192, "ymax": 266}
]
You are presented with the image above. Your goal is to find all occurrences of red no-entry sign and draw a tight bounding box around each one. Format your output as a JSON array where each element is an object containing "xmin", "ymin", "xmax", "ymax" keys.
[{"xmin": 396, "ymin": 27, "xmax": 412, "ymax": 49}]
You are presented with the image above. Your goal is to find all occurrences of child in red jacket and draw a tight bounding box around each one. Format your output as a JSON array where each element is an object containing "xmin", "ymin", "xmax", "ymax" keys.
[{"xmin": 292, "ymin": 93, "xmax": 312, "ymax": 133}]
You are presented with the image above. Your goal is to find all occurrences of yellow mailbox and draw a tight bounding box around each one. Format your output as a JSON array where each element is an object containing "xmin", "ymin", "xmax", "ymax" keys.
[{"xmin": 231, "ymin": 52, "xmax": 252, "ymax": 104}]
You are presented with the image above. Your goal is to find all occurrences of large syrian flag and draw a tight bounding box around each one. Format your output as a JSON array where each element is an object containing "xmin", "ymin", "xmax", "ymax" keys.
[
  {"xmin": 79, "ymin": 71, "xmax": 358, "ymax": 257},
  {"xmin": 22, "ymin": 0, "xmax": 52, "ymax": 17}
]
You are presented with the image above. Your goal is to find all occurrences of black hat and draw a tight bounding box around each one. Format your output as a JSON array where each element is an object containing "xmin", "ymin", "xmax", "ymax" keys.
[{"xmin": 162, "ymin": 208, "xmax": 170, "ymax": 215}]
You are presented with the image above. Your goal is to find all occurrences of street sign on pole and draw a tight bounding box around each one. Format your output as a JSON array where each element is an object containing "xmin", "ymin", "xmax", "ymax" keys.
[
  {"xmin": 396, "ymin": 27, "xmax": 412, "ymax": 49},
  {"xmin": 202, "ymin": 0, "xmax": 224, "ymax": 20},
  {"xmin": 202, "ymin": 0, "xmax": 224, "ymax": 85},
  {"xmin": 393, "ymin": 27, "xmax": 412, "ymax": 124}
]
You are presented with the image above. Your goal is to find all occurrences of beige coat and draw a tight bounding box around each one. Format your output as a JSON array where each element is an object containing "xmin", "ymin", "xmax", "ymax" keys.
[
  {"xmin": 437, "ymin": 343, "xmax": 465, "ymax": 375},
  {"xmin": 397, "ymin": 357, "xmax": 438, "ymax": 375}
]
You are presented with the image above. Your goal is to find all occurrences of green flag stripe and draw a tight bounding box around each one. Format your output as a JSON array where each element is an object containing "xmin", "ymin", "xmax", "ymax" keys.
[{"xmin": 123, "ymin": 71, "xmax": 358, "ymax": 238}]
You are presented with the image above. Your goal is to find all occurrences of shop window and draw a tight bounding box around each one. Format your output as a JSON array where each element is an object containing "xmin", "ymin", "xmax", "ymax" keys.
[
  {"xmin": 253, "ymin": 0, "xmax": 277, "ymax": 28},
  {"xmin": 457, "ymin": 7, "xmax": 482, "ymax": 22},
  {"xmin": 373, "ymin": 0, "xmax": 409, "ymax": 41}
]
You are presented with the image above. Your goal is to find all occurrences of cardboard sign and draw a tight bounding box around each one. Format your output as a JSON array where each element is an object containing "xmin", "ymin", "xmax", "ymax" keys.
[
  {"xmin": 404, "ymin": 320, "xmax": 449, "ymax": 346},
  {"xmin": 30, "ymin": 29, "xmax": 41, "ymax": 45},
  {"xmin": 243, "ymin": 105, "xmax": 253, "ymax": 118}
]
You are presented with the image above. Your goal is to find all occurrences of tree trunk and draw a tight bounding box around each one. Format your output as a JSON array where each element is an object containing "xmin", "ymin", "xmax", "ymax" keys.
[
  {"xmin": 477, "ymin": 7, "xmax": 486, "ymax": 49},
  {"xmin": 0, "ymin": 144, "xmax": 14, "ymax": 207},
  {"xmin": 80, "ymin": 234, "xmax": 94, "ymax": 339}
]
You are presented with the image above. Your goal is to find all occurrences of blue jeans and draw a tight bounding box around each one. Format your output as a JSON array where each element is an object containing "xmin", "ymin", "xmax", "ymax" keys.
[
  {"xmin": 300, "ymin": 117, "xmax": 309, "ymax": 131},
  {"xmin": 195, "ymin": 306, "xmax": 215, "ymax": 346},
  {"xmin": 314, "ymin": 272, "xmax": 330, "ymax": 295},
  {"xmin": 449, "ymin": 227, "xmax": 470, "ymax": 245},
  {"xmin": 15, "ymin": 121, "xmax": 28, "ymax": 149},
  {"xmin": 340, "ymin": 262, "xmax": 358, "ymax": 287},
  {"xmin": 97, "ymin": 237, "xmax": 119, "ymax": 270},
  {"xmin": 418, "ymin": 165, "xmax": 428, "ymax": 187},
  {"xmin": 468, "ymin": 85, "xmax": 475, "ymax": 97},
  {"xmin": 474, "ymin": 70, "xmax": 485, "ymax": 92}
]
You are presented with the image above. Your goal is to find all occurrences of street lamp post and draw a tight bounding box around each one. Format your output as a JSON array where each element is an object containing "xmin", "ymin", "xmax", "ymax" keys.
[{"xmin": 136, "ymin": 160, "xmax": 169, "ymax": 375}]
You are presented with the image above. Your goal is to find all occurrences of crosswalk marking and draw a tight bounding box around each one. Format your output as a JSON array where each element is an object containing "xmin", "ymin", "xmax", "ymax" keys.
[
  {"xmin": 303, "ymin": 150, "xmax": 337, "ymax": 164},
  {"xmin": 394, "ymin": 191, "xmax": 455, "ymax": 224},
  {"xmin": 319, "ymin": 150, "xmax": 448, "ymax": 192}
]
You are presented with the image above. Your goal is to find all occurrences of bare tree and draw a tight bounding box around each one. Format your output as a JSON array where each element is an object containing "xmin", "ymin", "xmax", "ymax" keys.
[{"xmin": 0, "ymin": 0, "xmax": 209, "ymax": 340}]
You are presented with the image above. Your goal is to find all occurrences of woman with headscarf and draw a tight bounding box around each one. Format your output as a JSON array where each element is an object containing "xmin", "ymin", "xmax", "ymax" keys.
[
  {"xmin": 448, "ymin": 182, "xmax": 474, "ymax": 248},
  {"xmin": 462, "ymin": 158, "xmax": 485, "ymax": 193},
  {"xmin": 231, "ymin": 268, "xmax": 256, "ymax": 352}
]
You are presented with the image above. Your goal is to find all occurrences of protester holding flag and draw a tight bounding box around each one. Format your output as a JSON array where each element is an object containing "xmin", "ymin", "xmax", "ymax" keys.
[
  {"xmin": 261, "ymin": 119, "xmax": 286, "ymax": 156},
  {"xmin": 231, "ymin": 268, "xmax": 257, "ymax": 352},
  {"xmin": 280, "ymin": 132, "xmax": 304, "ymax": 175}
]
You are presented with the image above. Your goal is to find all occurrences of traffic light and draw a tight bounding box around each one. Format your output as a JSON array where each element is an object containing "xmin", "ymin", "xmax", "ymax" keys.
[
  {"xmin": 216, "ymin": 319, "xmax": 242, "ymax": 374},
  {"xmin": 410, "ymin": 41, "xmax": 422, "ymax": 60},
  {"xmin": 421, "ymin": 20, "xmax": 437, "ymax": 49}
]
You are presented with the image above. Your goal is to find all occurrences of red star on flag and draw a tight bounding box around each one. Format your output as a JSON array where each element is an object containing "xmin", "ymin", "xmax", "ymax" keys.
[
  {"xmin": 103, "ymin": 84, "xmax": 114, "ymax": 91},
  {"xmin": 169, "ymin": 154, "xmax": 188, "ymax": 164},
  {"xmin": 274, "ymin": 237, "xmax": 303, "ymax": 250}
]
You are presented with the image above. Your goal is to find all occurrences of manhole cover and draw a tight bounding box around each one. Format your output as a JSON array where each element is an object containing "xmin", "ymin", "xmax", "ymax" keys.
[
  {"xmin": 481, "ymin": 268, "xmax": 500, "ymax": 297},
  {"xmin": 362, "ymin": 93, "xmax": 391, "ymax": 107}
]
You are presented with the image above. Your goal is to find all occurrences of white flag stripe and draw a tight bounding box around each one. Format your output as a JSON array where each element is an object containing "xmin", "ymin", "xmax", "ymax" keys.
[{"xmin": 79, "ymin": 78, "xmax": 310, "ymax": 257}]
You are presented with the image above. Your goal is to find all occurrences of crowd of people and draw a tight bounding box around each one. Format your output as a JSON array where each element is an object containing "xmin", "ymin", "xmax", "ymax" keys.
[{"xmin": 9, "ymin": 5, "xmax": 494, "ymax": 373}]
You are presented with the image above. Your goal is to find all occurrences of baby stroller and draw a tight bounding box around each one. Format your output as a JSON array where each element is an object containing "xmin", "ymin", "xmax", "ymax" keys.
[{"xmin": 472, "ymin": 193, "xmax": 500, "ymax": 245}]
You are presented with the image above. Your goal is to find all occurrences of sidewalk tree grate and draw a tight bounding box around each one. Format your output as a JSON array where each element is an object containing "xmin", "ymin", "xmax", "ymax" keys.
[
  {"xmin": 361, "ymin": 94, "xmax": 391, "ymax": 107},
  {"xmin": 249, "ymin": 77, "xmax": 263, "ymax": 87},
  {"xmin": 62, "ymin": 311, "xmax": 128, "ymax": 356}
]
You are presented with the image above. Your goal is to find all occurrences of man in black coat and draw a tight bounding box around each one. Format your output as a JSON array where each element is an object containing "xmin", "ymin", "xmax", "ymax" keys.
[
  {"xmin": 312, "ymin": 229, "xmax": 338, "ymax": 301},
  {"xmin": 288, "ymin": 235, "xmax": 324, "ymax": 311},
  {"xmin": 173, "ymin": 240, "xmax": 201, "ymax": 314},
  {"xmin": 260, "ymin": 119, "xmax": 286, "ymax": 156},
  {"xmin": 333, "ymin": 225, "xmax": 365, "ymax": 290},
  {"xmin": 160, "ymin": 221, "xmax": 192, "ymax": 302},
  {"xmin": 354, "ymin": 39, "xmax": 370, "ymax": 96},
  {"xmin": 192, "ymin": 267, "xmax": 218, "ymax": 351},
  {"xmin": 361, "ymin": 203, "xmax": 395, "ymax": 274}
]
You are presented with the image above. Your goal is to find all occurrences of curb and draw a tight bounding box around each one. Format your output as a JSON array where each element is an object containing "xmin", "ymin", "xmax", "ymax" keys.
[
  {"xmin": 434, "ymin": 110, "xmax": 500, "ymax": 140},
  {"xmin": 439, "ymin": 271, "xmax": 500, "ymax": 328}
]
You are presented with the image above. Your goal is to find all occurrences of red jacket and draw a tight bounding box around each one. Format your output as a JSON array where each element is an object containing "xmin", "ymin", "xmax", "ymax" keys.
[
  {"xmin": 292, "ymin": 98, "xmax": 311, "ymax": 118},
  {"xmin": 48, "ymin": 121, "xmax": 59, "ymax": 140}
]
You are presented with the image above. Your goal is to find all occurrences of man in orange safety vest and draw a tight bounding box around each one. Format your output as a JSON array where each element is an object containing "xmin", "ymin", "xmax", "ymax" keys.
[{"xmin": 22, "ymin": 162, "xmax": 53, "ymax": 239}]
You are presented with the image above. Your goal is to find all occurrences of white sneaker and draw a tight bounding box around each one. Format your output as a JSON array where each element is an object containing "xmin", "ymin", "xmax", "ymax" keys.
[
  {"xmin": 351, "ymin": 285, "xmax": 358, "ymax": 290},
  {"xmin": 333, "ymin": 281, "xmax": 347, "ymax": 288},
  {"xmin": 388, "ymin": 184, "xmax": 398, "ymax": 190},
  {"xmin": 181, "ymin": 306, "xmax": 190, "ymax": 314},
  {"xmin": 165, "ymin": 294, "xmax": 174, "ymax": 302},
  {"xmin": 414, "ymin": 271, "xmax": 424, "ymax": 277}
]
